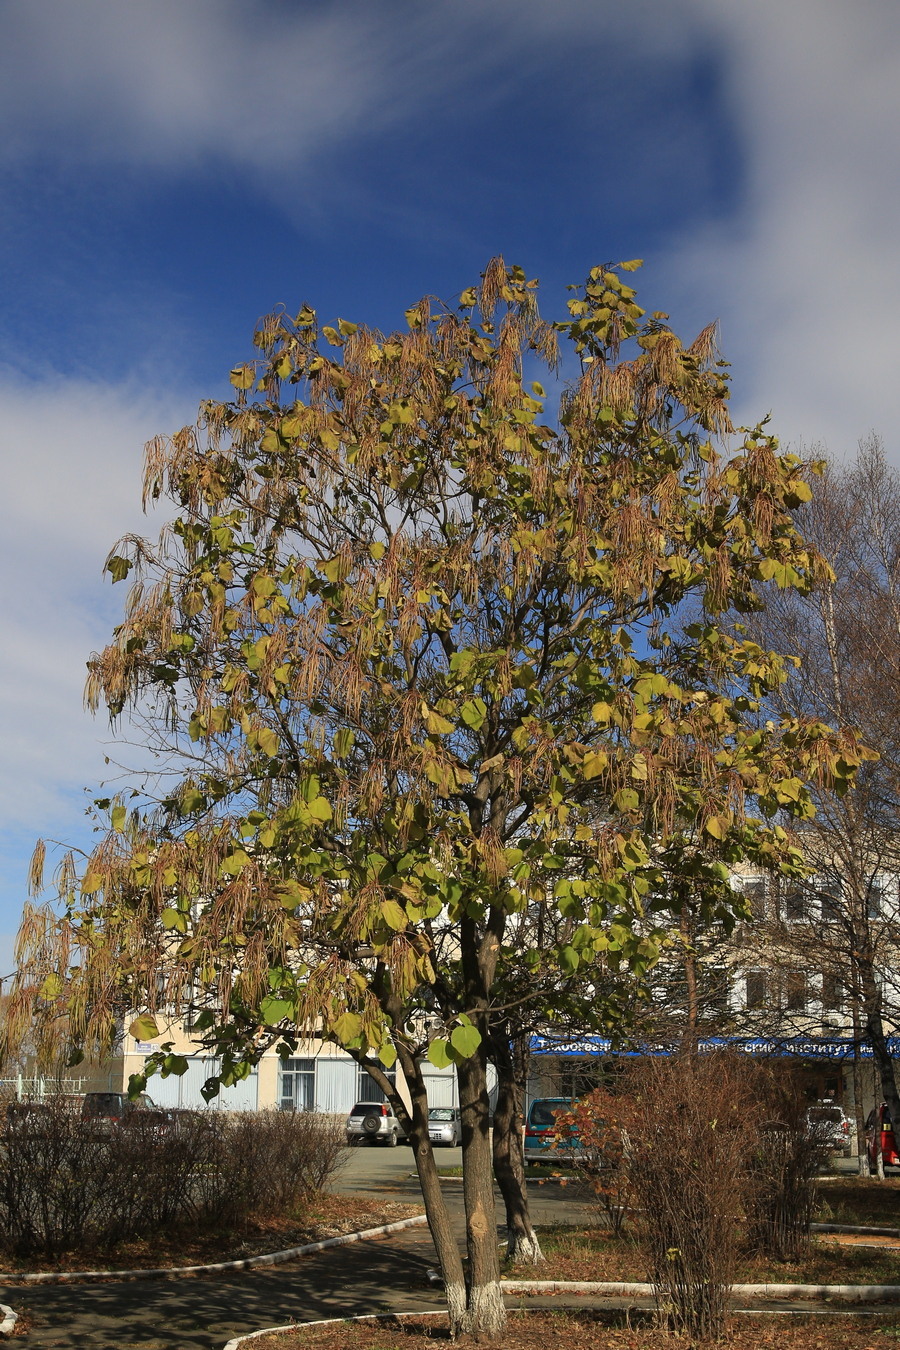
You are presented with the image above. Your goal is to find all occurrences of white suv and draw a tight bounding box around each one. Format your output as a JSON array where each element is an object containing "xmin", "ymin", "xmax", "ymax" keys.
[{"xmin": 345, "ymin": 1101, "xmax": 405, "ymax": 1147}]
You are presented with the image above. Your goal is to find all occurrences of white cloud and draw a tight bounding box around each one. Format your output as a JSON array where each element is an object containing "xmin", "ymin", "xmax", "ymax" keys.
[
  {"xmin": 667, "ymin": 0, "xmax": 900, "ymax": 456},
  {"xmin": 0, "ymin": 374, "xmax": 188, "ymax": 847},
  {"xmin": 0, "ymin": 1, "xmax": 696, "ymax": 174}
]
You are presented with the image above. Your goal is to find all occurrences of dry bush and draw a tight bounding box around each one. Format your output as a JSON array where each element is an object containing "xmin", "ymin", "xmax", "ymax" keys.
[
  {"xmin": 0, "ymin": 1100, "xmax": 347, "ymax": 1258},
  {"xmin": 553, "ymin": 1090, "xmax": 637, "ymax": 1237},
  {"xmin": 624, "ymin": 1053, "xmax": 758, "ymax": 1342},
  {"xmin": 743, "ymin": 1067, "xmax": 830, "ymax": 1261},
  {"xmin": 210, "ymin": 1110, "xmax": 348, "ymax": 1221}
]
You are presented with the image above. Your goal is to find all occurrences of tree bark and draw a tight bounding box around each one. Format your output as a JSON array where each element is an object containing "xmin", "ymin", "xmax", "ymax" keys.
[
  {"xmin": 490, "ymin": 1026, "xmax": 543, "ymax": 1263},
  {"xmin": 679, "ymin": 911, "xmax": 699, "ymax": 1057},
  {"xmin": 857, "ymin": 950, "xmax": 900, "ymax": 1151},
  {"xmin": 373, "ymin": 1045, "xmax": 469, "ymax": 1332},
  {"xmin": 457, "ymin": 1047, "xmax": 506, "ymax": 1339},
  {"xmin": 850, "ymin": 980, "xmax": 869, "ymax": 1175}
]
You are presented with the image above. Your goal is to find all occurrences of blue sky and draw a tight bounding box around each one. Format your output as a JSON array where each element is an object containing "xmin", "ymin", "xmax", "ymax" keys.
[{"xmin": 1, "ymin": 0, "xmax": 900, "ymax": 975}]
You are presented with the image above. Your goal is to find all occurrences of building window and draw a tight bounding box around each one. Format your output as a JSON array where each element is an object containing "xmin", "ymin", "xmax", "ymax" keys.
[
  {"xmin": 868, "ymin": 879, "xmax": 887, "ymax": 919},
  {"xmin": 356, "ymin": 1062, "xmax": 395, "ymax": 1104},
  {"xmin": 822, "ymin": 972, "xmax": 844, "ymax": 1011},
  {"xmin": 741, "ymin": 879, "xmax": 767, "ymax": 921},
  {"xmin": 785, "ymin": 971, "xmax": 806, "ymax": 1012},
  {"xmin": 746, "ymin": 971, "xmax": 768, "ymax": 1009},
  {"xmin": 819, "ymin": 885, "xmax": 842, "ymax": 922},
  {"xmin": 783, "ymin": 886, "xmax": 805, "ymax": 921},
  {"xmin": 279, "ymin": 1058, "xmax": 315, "ymax": 1112}
]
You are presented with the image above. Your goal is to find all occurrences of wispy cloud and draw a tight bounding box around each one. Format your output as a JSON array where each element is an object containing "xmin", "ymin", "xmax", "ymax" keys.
[
  {"xmin": 2, "ymin": 0, "xmax": 900, "ymax": 939},
  {"xmin": 0, "ymin": 374, "xmax": 185, "ymax": 845},
  {"xmin": 0, "ymin": 1, "xmax": 696, "ymax": 174},
  {"xmin": 670, "ymin": 0, "xmax": 900, "ymax": 454}
]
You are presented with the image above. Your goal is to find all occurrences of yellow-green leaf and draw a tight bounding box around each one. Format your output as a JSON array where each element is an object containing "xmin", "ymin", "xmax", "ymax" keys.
[
  {"xmin": 378, "ymin": 1042, "xmax": 397, "ymax": 1069},
  {"xmin": 308, "ymin": 796, "xmax": 332, "ymax": 822},
  {"xmin": 583, "ymin": 750, "xmax": 608, "ymax": 780},
  {"xmin": 427, "ymin": 1038, "xmax": 453, "ymax": 1069},
  {"xmin": 450, "ymin": 1023, "xmax": 482, "ymax": 1058},
  {"xmin": 229, "ymin": 364, "xmax": 255, "ymax": 390},
  {"xmin": 333, "ymin": 1011, "xmax": 362, "ymax": 1044},
  {"xmin": 257, "ymin": 727, "xmax": 280, "ymax": 758},
  {"xmin": 380, "ymin": 899, "xmax": 408, "ymax": 931},
  {"xmin": 129, "ymin": 1015, "xmax": 159, "ymax": 1042}
]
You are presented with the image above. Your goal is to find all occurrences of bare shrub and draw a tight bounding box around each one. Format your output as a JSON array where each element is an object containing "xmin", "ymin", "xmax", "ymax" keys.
[
  {"xmin": 0, "ymin": 1100, "xmax": 348, "ymax": 1258},
  {"xmin": 743, "ymin": 1068, "xmax": 830, "ymax": 1261},
  {"xmin": 553, "ymin": 1091, "xmax": 636, "ymax": 1238},
  {"xmin": 0, "ymin": 1096, "xmax": 122, "ymax": 1256},
  {"xmin": 624, "ymin": 1053, "xmax": 757, "ymax": 1343}
]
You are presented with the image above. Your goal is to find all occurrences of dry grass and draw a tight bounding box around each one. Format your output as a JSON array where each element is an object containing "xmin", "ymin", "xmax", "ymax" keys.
[
  {"xmin": 243, "ymin": 1310, "xmax": 900, "ymax": 1350},
  {"xmin": 505, "ymin": 1225, "xmax": 900, "ymax": 1288},
  {"xmin": 0, "ymin": 1197, "xmax": 422, "ymax": 1274}
]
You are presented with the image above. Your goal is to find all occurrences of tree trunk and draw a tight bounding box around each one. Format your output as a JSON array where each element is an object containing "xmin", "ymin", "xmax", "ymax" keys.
[
  {"xmin": 391, "ymin": 1047, "xmax": 469, "ymax": 1327},
  {"xmin": 490, "ymin": 1028, "xmax": 543, "ymax": 1263},
  {"xmin": 873, "ymin": 1061, "xmax": 885, "ymax": 1179},
  {"xmin": 457, "ymin": 1044, "xmax": 506, "ymax": 1339},
  {"xmin": 679, "ymin": 911, "xmax": 699, "ymax": 1056},
  {"xmin": 858, "ymin": 957, "xmax": 900, "ymax": 1148},
  {"xmin": 850, "ymin": 990, "xmax": 869, "ymax": 1176}
]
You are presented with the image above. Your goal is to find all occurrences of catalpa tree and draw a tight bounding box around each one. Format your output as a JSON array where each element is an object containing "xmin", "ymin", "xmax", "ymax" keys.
[{"xmin": 11, "ymin": 258, "xmax": 865, "ymax": 1340}]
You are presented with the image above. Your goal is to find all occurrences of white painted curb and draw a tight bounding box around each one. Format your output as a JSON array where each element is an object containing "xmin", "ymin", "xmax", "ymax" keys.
[
  {"xmin": 0, "ymin": 1304, "xmax": 17, "ymax": 1337},
  {"xmin": 2, "ymin": 1214, "xmax": 428, "ymax": 1285},
  {"xmin": 427, "ymin": 1269, "xmax": 900, "ymax": 1302},
  {"xmin": 222, "ymin": 1307, "xmax": 447, "ymax": 1350},
  {"xmin": 221, "ymin": 1283, "xmax": 900, "ymax": 1350},
  {"xmin": 502, "ymin": 1278, "xmax": 900, "ymax": 1301}
]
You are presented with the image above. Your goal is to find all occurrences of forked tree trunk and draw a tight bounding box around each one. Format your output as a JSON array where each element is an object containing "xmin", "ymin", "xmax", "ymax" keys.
[
  {"xmin": 457, "ymin": 1049, "xmax": 506, "ymax": 1339},
  {"xmin": 490, "ymin": 1028, "xmax": 543, "ymax": 1263}
]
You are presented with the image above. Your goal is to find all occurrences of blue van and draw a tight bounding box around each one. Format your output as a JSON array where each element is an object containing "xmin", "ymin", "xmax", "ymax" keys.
[{"xmin": 523, "ymin": 1097, "xmax": 576, "ymax": 1163}]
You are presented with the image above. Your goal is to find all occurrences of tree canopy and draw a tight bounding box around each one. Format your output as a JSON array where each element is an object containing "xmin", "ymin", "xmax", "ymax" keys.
[{"xmin": 8, "ymin": 257, "xmax": 867, "ymax": 1338}]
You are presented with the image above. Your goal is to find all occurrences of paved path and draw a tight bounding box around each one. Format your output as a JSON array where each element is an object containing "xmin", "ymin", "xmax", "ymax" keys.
[{"xmin": 8, "ymin": 1150, "xmax": 594, "ymax": 1349}]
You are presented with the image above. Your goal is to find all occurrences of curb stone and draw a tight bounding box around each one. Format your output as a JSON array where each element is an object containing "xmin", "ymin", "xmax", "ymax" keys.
[
  {"xmin": 222, "ymin": 1295, "xmax": 900, "ymax": 1350},
  {"xmin": 811, "ymin": 1223, "xmax": 900, "ymax": 1237},
  {"xmin": 222, "ymin": 1309, "xmax": 447, "ymax": 1350},
  {"xmin": 0, "ymin": 1214, "xmax": 428, "ymax": 1285},
  {"xmin": 427, "ymin": 1270, "xmax": 900, "ymax": 1302},
  {"xmin": 0, "ymin": 1304, "xmax": 16, "ymax": 1337}
]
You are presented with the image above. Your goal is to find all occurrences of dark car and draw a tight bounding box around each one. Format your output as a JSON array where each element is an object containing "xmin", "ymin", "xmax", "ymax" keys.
[{"xmin": 81, "ymin": 1091, "xmax": 171, "ymax": 1132}]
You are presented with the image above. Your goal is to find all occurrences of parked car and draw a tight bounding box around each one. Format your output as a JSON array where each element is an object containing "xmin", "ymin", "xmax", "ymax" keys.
[
  {"xmin": 524, "ymin": 1097, "xmax": 579, "ymax": 1164},
  {"xmin": 81, "ymin": 1091, "xmax": 171, "ymax": 1134},
  {"xmin": 427, "ymin": 1106, "xmax": 461, "ymax": 1147},
  {"xmin": 805, "ymin": 1101, "xmax": 852, "ymax": 1155},
  {"xmin": 865, "ymin": 1103, "xmax": 900, "ymax": 1170},
  {"xmin": 345, "ymin": 1101, "xmax": 406, "ymax": 1147}
]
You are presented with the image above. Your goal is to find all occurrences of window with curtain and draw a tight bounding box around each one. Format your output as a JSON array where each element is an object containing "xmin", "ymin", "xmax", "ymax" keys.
[
  {"xmin": 356, "ymin": 1062, "xmax": 395, "ymax": 1103},
  {"xmin": 279, "ymin": 1058, "xmax": 315, "ymax": 1111}
]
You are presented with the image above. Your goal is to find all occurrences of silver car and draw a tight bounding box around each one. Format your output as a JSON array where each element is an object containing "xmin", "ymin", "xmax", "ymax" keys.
[
  {"xmin": 428, "ymin": 1106, "xmax": 461, "ymax": 1147},
  {"xmin": 345, "ymin": 1101, "xmax": 405, "ymax": 1147}
]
